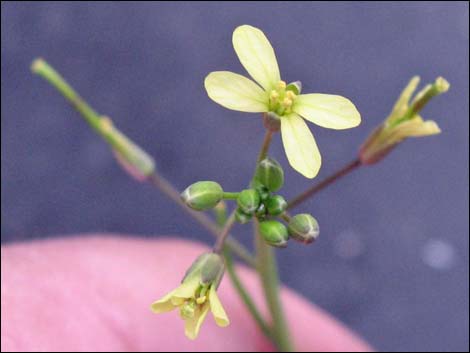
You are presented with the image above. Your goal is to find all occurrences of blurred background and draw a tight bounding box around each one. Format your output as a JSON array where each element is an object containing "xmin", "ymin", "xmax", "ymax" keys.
[{"xmin": 1, "ymin": 2, "xmax": 469, "ymax": 351}]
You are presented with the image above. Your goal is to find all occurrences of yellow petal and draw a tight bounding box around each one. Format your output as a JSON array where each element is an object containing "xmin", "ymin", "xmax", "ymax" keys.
[
  {"xmin": 280, "ymin": 113, "xmax": 321, "ymax": 179},
  {"xmin": 232, "ymin": 25, "xmax": 281, "ymax": 91},
  {"xmin": 171, "ymin": 276, "xmax": 200, "ymax": 300},
  {"xmin": 150, "ymin": 290, "xmax": 178, "ymax": 313},
  {"xmin": 185, "ymin": 303, "xmax": 210, "ymax": 340},
  {"xmin": 388, "ymin": 118, "xmax": 441, "ymax": 143},
  {"xmin": 209, "ymin": 286, "xmax": 229, "ymax": 327},
  {"xmin": 205, "ymin": 71, "xmax": 268, "ymax": 112},
  {"xmin": 294, "ymin": 94, "xmax": 361, "ymax": 130},
  {"xmin": 387, "ymin": 76, "xmax": 420, "ymax": 123}
]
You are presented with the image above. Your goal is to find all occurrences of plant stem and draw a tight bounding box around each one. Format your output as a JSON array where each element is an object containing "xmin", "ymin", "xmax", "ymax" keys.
[
  {"xmin": 287, "ymin": 158, "xmax": 362, "ymax": 209},
  {"xmin": 148, "ymin": 173, "xmax": 256, "ymax": 267},
  {"xmin": 224, "ymin": 250, "xmax": 273, "ymax": 339},
  {"xmin": 250, "ymin": 129, "xmax": 293, "ymax": 351},
  {"xmin": 213, "ymin": 211, "xmax": 237, "ymax": 253},
  {"xmin": 255, "ymin": 220, "xmax": 294, "ymax": 351},
  {"xmin": 257, "ymin": 130, "xmax": 274, "ymax": 163},
  {"xmin": 32, "ymin": 58, "xmax": 256, "ymax": 268},
  {"xmin": 222, "ymin": 192, "xmax": 239, "ymax": 200}
]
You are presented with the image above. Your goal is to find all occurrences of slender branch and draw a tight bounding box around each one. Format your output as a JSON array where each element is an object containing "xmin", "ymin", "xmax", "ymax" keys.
[
  {"xmin": 222, "ymin": 192, "xmax": 239, "ymax": 200},
  {"xmin": 148, "ymin": 173, "xmax": 256, "ymax": 267},
  {"xmin": 32, "ymin": 58, "xmax": 256, "ymax": 268},
  {"xmin": 257, "ymin": 130, "xmax": 274, "ymax": 163},
  {"xmin": 213, "ymin": 211, "xmax": 237, "ymax": 253},
  {"xmin": 254, "ymin": 220, "xmax": 294, "ymax": 352},
  {"xmin": 224, "ymin": 250, "xmax": 273, "ymax": 339},
  {"xmin": 287, "ymin": 158, "xmax": 362, "ymax": 209}
]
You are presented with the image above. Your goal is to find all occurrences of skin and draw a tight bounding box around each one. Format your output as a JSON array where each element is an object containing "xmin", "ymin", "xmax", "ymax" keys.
[{"xmin": 1, "ymin": 235, "xmax": 373, "ymax": 352}]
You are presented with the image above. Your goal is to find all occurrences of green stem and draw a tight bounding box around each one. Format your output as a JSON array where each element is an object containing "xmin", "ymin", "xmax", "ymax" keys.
[
  {"xmin": 148, "ymin": 173, "xmax": 256, "ymax": 267},
  {"xmin": 224, "ymin": 250, "xmax": 273, "ymax": 339},
  {"xmin": 222, "ymin": 192, "xmax": 239, "ymax": 200},
  {"xmin": 287, "ymin": 158, "xmax": 362, "ymax": 210},
  {"xmin": 213, "ymin": 211, "xmax": 237, "ymax": 253},
  {"xmin": 255, "ymin": 220, "xmax": 294, "ymax": 351},
  {"xmin": 32, "ymin": 58, "xmax": 256, "ymax": 268},
  {"xmin": 250, "ymin": 129, "xmax": 293, "ymax": 351}
]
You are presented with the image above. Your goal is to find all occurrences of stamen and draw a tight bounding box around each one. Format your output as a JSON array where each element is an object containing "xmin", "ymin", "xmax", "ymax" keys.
[
  {"xmin": 277, "ymin": 80, "xmax": 287, "ymax": 90},
  {"xmin": 282, "ymin": 97, "xmax": 293, "ymax": 108},
  {"xmin": 196, "ymin": 296, "xmax": 207, "ymax": 305},
  {"xmin": 286, "ymin": 91, "xmax": 297, "ymax": 100}
]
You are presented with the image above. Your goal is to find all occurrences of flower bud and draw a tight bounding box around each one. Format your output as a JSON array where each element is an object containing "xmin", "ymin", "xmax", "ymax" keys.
[
  {"xmin": 265, "ymin": 195, "xmax": 287, "ymax": 216},
  {"xmin": 288, "ymin": 214, "xmax": 319, "ymax": 244},
  {"xmin": 237, "ymin": 189, "xmax": 261, "ymax": 215},
  {"xmin": 255, "ymin": 157, "xmax": 284, "ymax": 192},
  {"xmin": 181, "ymin": 181, "xmax": 223, "ymax": 211},
  {"xmin": 255, "ymin": 202, "xmax": 267, "ymax": 220},
  {"xmin": 286, "ymin": 81, "xmax": 302, "ymax": 95},
  {"xmin": 235, "ymin": 207, "xmax": 252, "ymax": 224},
  {"xmin": 259, "ymin": 220, "xmax": 289, "ymax": 248}
]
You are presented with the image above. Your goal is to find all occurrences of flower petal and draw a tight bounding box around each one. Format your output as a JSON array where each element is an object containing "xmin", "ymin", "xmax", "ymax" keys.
[
  {"xmin": 387, "ymin": 76, "xmax": 420, "ymax": 123},
  {"xmin": 171, "ymin": 276, "xmax": 200, "ymax": 300},
  {"xmin": 209, "ymin": 285, "xmax": 229, "ymax": 327},
  {"xmin": 185, "ymin": 303, "xmax": 210, "ymax": 340},
  {"xmin": 232, "ymin": 25, "xmax": 280, "ymax": 91},
  {"xmin": 294, "ymin": 94, "xmax": 361, "ymax": 130},
  {"xmin": 280, "ymin": 113, "xmax": 321, "ymax": 179},
  {"xmin": 150, "ymin": 290, "xmax": 178, "ymax": 313},
  {"xmin": 388, "ymin": 118, "xmax": 441, "ymax": 143},
  {"xmin": 205, "ymin": 71, "xmax": 268, "ymax": 112}
]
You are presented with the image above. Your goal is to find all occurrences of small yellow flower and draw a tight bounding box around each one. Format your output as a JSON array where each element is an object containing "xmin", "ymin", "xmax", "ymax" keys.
[
  {"xmin": 205, "ymin": 25, "xmax": 361, "ymax": 178},
  {"xmin": 150, "ymin": 253, "xmax": 229, "ymax": 340},
  {"xmin": 360, "ymin": 76, "xmax": 449, "ymax": 165}
]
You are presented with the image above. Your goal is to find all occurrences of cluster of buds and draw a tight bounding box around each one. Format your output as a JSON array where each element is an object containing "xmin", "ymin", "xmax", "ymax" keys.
[{"xmin": 181, "ymin": 156, "xmax": 319, "ymax": 248}]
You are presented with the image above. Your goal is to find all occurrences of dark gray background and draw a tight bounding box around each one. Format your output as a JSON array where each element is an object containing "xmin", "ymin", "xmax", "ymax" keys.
[{"xmin": 1, "ymin": 2, "xmax": 469, "ymax": 351}]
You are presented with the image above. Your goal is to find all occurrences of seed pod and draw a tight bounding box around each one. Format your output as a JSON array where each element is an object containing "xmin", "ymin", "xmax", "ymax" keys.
[
  {"xmin": 265, "ymin": 195, "xmax": 287, "ymax": 216},
  {"xmin": 259, "ymin": 220, "xmax": 289, "ymax": 248},
  {"xmin": 235, "ymin": 207, "xmax": 252, "ymax": 224},
  {"xmin": 181, "ymin": 181, "xmax": 223, "ymax": 211},
  {"xmin": 288, "ymin": 214, "xmax": 319, "ymax": 244},
  {"xmin": 237, "ymin": 189, "xmax": 260, "ymax": 215},
  {"xmin": 254, "ymin": 157, "xmax": 284, "ymax": 192}
]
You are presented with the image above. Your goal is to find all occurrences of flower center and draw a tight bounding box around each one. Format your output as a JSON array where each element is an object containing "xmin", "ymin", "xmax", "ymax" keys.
[{"xmin": 268, "ymin": 80, "xmax": 298, "ymax": 116}]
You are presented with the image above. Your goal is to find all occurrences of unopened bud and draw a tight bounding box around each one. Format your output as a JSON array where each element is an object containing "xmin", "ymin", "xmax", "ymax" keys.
[
  {"xmin": 259, "ymin": 220, "xmax": 289, "ymax": 248},
  {"xmin": 235, "ymin": 208, "xmax": 252, "ymax": 224},
  {"xmin": 255, "ymin": 157, "xmax": 284, "ymax": 192},
  {"xmin": 237, "ymin": 189, "xmax": 261, "ymax": 215},
  {"xmin": 286, "ymin": 81, "xmax": 302, "ymax": 95},
  {"xmin": 181, "ymin": 181, "xmax": 223, "ymax": 211},
  {"xmin": 265, "ymin": 195, "xmax": 287, "ymax": 216},
  {"xmin": 255, "ymin": 202, "xmax": 267, "ymax": 220},
  {"xmin": 288, "ymin": 214, "xmax": 319, "ymax": 244}
]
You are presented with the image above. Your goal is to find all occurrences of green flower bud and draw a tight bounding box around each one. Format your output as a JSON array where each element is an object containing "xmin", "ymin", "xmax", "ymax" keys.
[
  {"xmin": 255, "ymin": 157, "xmax": 284, "ymax": 192},
  {"xmin": 265, "ymin": 195, "xmax": 287, "ymax": 216},
  {"xmin": 181, "ymin": 181, "xmax": 223, "ymax": 211},
  {"xmin": 259, "ymin": 220, "xmax": 289, "ymax": 248},
  {"xmin": 237, "ymin": 189, "xmax": 261, "ymax": 215},
  {"xmin": 255, "ymin": 202, "xmax": 267, "ymax": 220},
  {"xmin": 288, "ymin": 214, "xmax": 319, "ymax": 244},
  {"xmin": 286, "ymin": 81, "xmax": 302, "ymax": 95},
  {"xmin": 251, "ymin": 181, "xmax": 270, "ymax": 201},
  {"xmin": 235, "ymin": 207, "xmax": 252, "ymax": 224}
]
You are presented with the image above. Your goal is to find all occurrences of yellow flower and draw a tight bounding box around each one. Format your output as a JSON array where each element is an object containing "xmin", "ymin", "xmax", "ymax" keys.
[
  {"xmin": 204, "ymin": 25, "xmax": 361, "ymax": 178},
  {"xmin": 359, "ymin": 76, "xmax": 449, "ymax": 165},
  {"xmin": 150, "ymin": 253, "xmax": 229, "ymax": 340}
]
